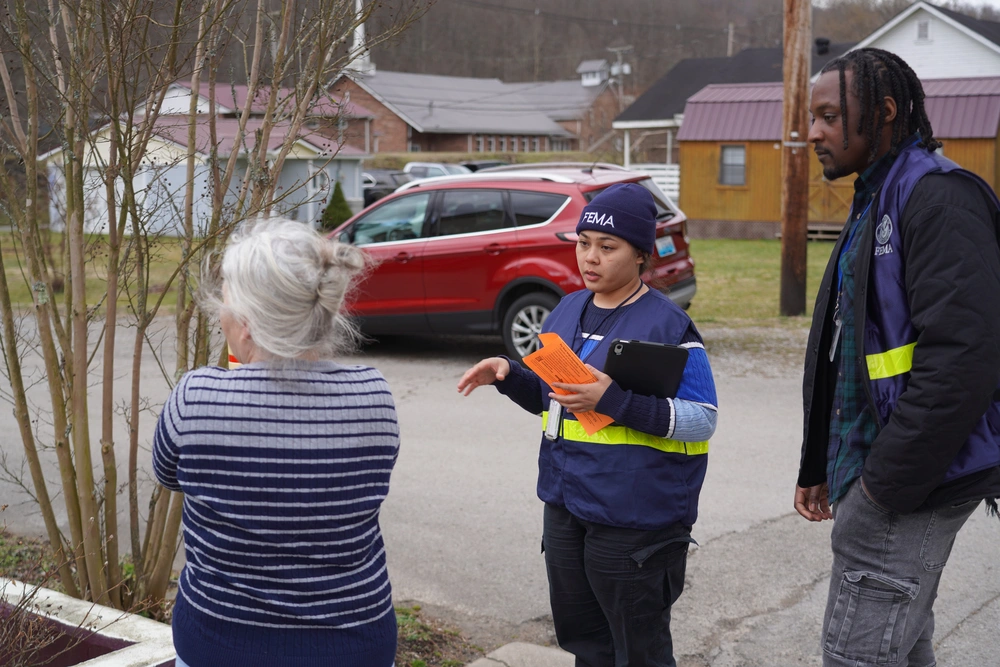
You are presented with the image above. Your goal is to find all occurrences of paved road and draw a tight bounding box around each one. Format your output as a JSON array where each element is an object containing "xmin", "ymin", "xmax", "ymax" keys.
[
  {"xmin": 360, "ymin": 329, "xmax": 1000, "ymax": 666},
  {"xmin": 2, "ymin": 324, "xmax": 999, "ymax": 666}
]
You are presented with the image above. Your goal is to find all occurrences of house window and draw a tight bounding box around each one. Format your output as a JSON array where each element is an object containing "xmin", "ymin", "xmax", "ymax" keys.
[
  {"xmin": 719, "ymin": 145, "xmax": 746, "ymax": 186},
  {"xmin": 476, "ymin": 136, "xmax": 484, "ymax": 152},
  {"xmin": 532, "ymin": 137, "xmax": 540, "ymax": 152},
  {"xmin": 488, "ymin": 136, "xmax": 496, "ymax": 151},
  {"xmin": 500, "ymin": 137, "xmax": 507, "ymax": 151},
  {"xmin": 409, "ymin": 143, "xmax": 421, "ymax": 152},
  {"xmin": 917, "ymin": 20, "xmax": 930, "ymax": 41},
  {"xmin": 511, "ymin": 136, "xmax": 518, "ymax": 153},
  {"xmin": 522, "ymin": 138, "xmax": 529, "ymax": 152}
]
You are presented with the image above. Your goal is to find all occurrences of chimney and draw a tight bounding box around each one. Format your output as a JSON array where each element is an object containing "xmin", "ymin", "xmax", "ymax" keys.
[
  {"xmin": 815, "ymin": 37, "xmax": 831, "ymax": 55},
  {"xmin": 350, "ymin": 0, "xmax": 376, "ymax": 75}
]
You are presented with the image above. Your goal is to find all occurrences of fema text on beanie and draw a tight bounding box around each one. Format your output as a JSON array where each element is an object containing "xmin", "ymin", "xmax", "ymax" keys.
[{"xmin": 575, "ymin": 182, "xmax": 657, "ymax": 255}]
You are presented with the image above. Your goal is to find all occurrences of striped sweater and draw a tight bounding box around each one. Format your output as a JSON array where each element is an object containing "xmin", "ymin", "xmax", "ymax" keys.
[{"xmin": 152, "ymin": 361, "xmax": 400, "ymax": 667}]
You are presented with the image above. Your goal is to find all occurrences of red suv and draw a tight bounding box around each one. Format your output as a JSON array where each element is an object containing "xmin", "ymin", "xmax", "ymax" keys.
[{"xmin": 330, "ymin": 163, "xmax": 696, "ymax": 359}]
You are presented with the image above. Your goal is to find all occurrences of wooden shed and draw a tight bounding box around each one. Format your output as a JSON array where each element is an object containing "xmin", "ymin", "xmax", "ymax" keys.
[{"xmin": 677, "ymin": 77, "xmax": 1000, "ymax": 238}]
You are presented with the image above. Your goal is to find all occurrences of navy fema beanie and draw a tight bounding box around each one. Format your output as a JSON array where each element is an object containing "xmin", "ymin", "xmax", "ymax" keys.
[{"xmin": 575, "ymin": 182, "xmax": 656, "ymax": 254}]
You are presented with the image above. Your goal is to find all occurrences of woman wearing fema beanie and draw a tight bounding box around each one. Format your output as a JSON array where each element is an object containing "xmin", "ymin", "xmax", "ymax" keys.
[{"xmin": 458, "ymin": 182, "xmax": 718, "ymax": 667}]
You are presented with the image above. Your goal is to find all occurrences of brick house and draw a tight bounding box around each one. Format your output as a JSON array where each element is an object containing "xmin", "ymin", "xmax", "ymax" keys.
[
  {"xmin": 505, "ymin": 76, "xmax": 619, "ymax": 151},
  {"xmin": 330, "ymin": 64, "xmax": 617, "ymax": 154}
]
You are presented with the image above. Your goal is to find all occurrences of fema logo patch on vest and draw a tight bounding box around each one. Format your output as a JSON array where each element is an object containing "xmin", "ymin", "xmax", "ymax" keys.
[{"xmin": 875, "ymin": 214, "xmax": 894, "ymax": 256}]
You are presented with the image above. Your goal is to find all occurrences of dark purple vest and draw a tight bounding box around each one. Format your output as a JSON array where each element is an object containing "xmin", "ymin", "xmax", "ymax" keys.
[{"xmin": 864, "ymin": 144, "xmax": 1000, "ymax": 482}]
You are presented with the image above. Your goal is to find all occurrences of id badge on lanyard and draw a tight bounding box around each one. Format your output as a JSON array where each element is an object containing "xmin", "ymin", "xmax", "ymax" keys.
[
  {"xmin": 830, "ymin": 198, "xmax": 874, "ymax": 362},
  {"xmin": 544, "ymin": 402, "xmax": 562, "ymax": 441},
  {"xmin": 829, "ymin": 312, "xmax": 843, "ymax": 362}
]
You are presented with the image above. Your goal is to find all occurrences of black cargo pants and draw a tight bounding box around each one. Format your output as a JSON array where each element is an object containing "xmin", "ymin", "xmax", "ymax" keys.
[{"xmin": 542, "ymin": 503, "xmax": 694, "ymax": 667}]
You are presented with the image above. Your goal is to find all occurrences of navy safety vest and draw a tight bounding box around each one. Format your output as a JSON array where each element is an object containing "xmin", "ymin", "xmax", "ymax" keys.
[
  {"xmin": 536, "ymin": 289, "xmax": 709, "ymax": 530},
  {"xmin": 864, "ymin": 143, "xmax": 1000, "ymax": 483}
]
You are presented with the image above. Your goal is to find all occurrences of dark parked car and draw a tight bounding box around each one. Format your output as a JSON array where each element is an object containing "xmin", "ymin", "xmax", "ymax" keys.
[
  {"xmin": 362, "ymin": 169, "xmax": 412, "ymax": 207},
  {"xmin": 331, "ymin": 164, "xmax": 696, "ymax": 359},
  {"xmin": 461, "ymin": 160, "xmax": 510, "ymax": 172}
]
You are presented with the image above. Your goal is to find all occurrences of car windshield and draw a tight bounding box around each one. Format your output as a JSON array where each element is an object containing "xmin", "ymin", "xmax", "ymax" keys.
[
  {"xmin": 444, "ymin": 164, "xmax": 472, "ymax": 174},
  {"xmin": 583, "ymin": 178, "xmax": 676, "ymax": 221}
]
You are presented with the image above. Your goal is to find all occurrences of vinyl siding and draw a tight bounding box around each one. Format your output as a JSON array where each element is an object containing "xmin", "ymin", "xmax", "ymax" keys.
[
  {"xmin": 940, "ymin": 138, "xmax": 996, "ymax": 188},
  {"xmin": 679, "ymin": 141, "xmax": 781, "ymax": 222},
  {"xmin": 870, "ymin": 10, "xmax": 1000, "ymax": 79}
]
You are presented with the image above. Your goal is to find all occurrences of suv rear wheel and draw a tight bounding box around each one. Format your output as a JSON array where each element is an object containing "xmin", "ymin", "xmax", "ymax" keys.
[{"xmin": 502, "ymin": 292, "xmax": 559, "ymax": 360}]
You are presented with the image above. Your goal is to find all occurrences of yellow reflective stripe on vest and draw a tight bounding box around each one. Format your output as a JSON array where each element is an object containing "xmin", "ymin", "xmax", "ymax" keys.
[
  {"xmin": 541, "ymin": 411, "xmax": 708, "ymax": 455},
  {"xmin": 866, "ymin": 342, "xmax": 916, "ymax": 380}
]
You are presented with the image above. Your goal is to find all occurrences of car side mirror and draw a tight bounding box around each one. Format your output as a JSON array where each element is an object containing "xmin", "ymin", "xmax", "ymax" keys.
[{"xmin": 338, "ymin": 230, "xmax": 352, "ymax": 244}]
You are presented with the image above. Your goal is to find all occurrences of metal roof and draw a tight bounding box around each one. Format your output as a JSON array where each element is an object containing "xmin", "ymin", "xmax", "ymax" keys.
[
  {"xmin": 615, "ymin": 42, "xmax": 855, "ymax": 124},
  {"xmin": 173, "ymin": 82, "xmax": 373, "ymax": 118},
  {"xmin": 348, "ymin": 70, "xmax": 572, "ymax": 136},
  {"xmin": 677, "ymin": 83, "xmax": 783, "ymax": 141},
  {"xmin": 151, "ymin": 116, "xmax": 367, "ymax": 158},
  {"xmin": 677, "ymin": 78, "xmax": 1000, "ymax": 141},
  {"xmin": 502, "ymin": 80, "xmax": 607, "ymax": 121},
  {"xmin": 576, "ymin": 60, "xmax": 609, "ymax": 74}
]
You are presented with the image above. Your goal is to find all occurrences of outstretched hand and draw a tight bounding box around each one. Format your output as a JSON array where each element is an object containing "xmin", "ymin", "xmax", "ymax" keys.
[
  {"xmin": 457, "ymin": 357, "xmax": 511, "ymax": 396},
  {"xmin": 794, "ymin": 483, "xmax": 833, "ymax": 522},
  {"xmin": 549, "ymin": 364, "xmax": 612, "ymax": 414}
]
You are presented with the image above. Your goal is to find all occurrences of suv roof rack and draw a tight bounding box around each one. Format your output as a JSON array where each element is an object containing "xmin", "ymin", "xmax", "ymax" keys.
[
  {"xmin": 395, "ymin": 171, "xmax": 576, "ymax": 192},
  {"xmin": 478, "ymin": 162, "xmax": 630, "ymax": 174}
]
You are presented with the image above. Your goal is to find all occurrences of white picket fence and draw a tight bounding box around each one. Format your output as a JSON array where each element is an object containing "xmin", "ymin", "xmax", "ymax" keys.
[{"xmin": 632, "ymin": 163, "xmax": 680, "ymax": 203}]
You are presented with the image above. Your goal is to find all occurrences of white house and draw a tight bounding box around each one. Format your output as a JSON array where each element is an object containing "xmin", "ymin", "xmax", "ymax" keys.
[
  {"xmin": 842, "ymin": 2, "xmax": 1000, "ymax": 80},
  {"xmin": 616, "ymin": 1, "xmax": 1000, "ymax": 174},
  {"xmin": 43, "ymin": 84, "xmax": 371, "ymax": 236},
  {"xmin": 577, "ymin": 59, "xmax": 611, "ymax": 88}
]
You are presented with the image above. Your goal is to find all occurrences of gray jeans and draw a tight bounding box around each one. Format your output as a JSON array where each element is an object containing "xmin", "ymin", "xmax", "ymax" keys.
[{"xmin": 822, "ymin": 479, "xmax": 979, "ymax": 667}]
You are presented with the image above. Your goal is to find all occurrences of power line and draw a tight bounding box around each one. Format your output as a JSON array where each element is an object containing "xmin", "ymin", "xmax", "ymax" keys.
[{"xmin": 453, "ymin": 0, "xmax": 736, "ymax": 35}]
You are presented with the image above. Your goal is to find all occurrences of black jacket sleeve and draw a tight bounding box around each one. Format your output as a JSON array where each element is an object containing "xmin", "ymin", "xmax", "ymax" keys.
[{"xmin": 863, "ymin": 173, "xmax": 1000, "ymax": 513}]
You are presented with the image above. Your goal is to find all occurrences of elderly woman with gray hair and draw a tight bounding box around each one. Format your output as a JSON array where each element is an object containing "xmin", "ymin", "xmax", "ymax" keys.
[{"xmin": 153, "ymin": 219, "xmax": 400, "ymax": 667}]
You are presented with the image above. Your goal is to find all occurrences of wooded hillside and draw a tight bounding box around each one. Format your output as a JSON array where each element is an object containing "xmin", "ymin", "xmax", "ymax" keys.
[{"xmin": 368, "ymin": 0, "xmax": 1000, "ymax": 92}]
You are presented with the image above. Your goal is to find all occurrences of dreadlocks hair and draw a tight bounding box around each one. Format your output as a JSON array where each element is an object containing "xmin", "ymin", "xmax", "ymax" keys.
[{"xmin": 820, "ymin": 48, "xmax": 942, "ymax": 161}]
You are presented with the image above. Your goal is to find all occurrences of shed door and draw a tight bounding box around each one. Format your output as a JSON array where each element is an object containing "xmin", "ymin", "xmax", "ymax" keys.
[{"xmin": 807, "ymin": 158, "xmax": 854, "ymax": 224}]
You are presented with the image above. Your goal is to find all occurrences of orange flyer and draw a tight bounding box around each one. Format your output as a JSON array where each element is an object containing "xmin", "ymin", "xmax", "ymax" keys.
[{"xmin": 522, "ymin": 332, "xmax": 614, "ymax": 435}]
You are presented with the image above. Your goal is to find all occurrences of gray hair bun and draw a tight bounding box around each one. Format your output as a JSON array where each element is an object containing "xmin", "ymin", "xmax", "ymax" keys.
[
  {"xmin": 208, "ymin": 217, "xmax": 370, "ymax": 361},
  {"xmin": 316, "ymin": 240, "xmax": 367, "ymax": 316}
]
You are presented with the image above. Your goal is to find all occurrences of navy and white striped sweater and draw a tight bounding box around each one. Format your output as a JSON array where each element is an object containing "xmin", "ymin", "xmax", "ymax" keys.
[{"xmin": 153, "ymin": 361, "xmax": 400, "ymax": 667}]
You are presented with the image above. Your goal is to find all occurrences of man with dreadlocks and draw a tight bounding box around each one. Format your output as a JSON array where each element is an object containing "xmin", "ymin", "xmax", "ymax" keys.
[{"xmin": 795, "ymin": 47, "xmax": 1000, "ymax": 666}]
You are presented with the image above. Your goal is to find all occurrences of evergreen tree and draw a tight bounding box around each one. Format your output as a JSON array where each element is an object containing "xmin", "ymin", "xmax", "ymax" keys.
[{"xmin": 320, "ymin": 181, "xmax": 353, "ymax": 230}]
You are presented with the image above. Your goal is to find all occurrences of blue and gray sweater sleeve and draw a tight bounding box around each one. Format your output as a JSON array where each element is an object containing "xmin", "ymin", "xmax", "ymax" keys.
[
  {"xmin": 153, "ymin": 374, "xmax": 187, "ymax": 492},
  {"xmin": 597, "ymin": 334, "xmax": 718, "ymax": 441},
  {"xmin": 492, "ymin": 333, "xmax": 718, "ymax": 441}
]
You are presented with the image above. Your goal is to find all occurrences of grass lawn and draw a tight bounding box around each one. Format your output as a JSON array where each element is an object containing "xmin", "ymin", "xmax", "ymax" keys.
[
  {"xmin": 686, "ymin": 238, "xmax": 836, "ymax": 328},
  {"xmin": 0, "ymin": 231, "xmax": 186, "ymax": 312},
  {"xmin": 1, "ymin": 232, "xmax": 836, "ymax": 327}
]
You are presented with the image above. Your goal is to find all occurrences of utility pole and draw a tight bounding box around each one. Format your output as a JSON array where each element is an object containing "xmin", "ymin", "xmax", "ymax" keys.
[
  {"xmin": 727, "ymin": 22, "xmax": 735, "ymax": 57},
  {"xmin": 607, "ymin": 44, "xmax": 633, "ymax": 113},
  {"xmin": 780, "ymin": 0, "xmax": 811, "ymax": 316}
]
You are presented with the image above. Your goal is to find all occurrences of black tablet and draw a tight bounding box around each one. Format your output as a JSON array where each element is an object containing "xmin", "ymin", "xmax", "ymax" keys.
[{"xmin": 604, "ymin": 339, "xmax": 689, "ymax": 399}]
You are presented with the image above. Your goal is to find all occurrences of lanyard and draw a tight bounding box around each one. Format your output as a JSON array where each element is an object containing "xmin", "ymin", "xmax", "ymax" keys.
[
  {"xmin": 836, "ymin": 197, "xmax": 875, "ymax": 295},
  {"xmin": 545, "ymin": 281, "xmax": 643, "ymax": 442},
  {"xmin": 830, "ymin": 196, "xmax": 875, "ymax": 363},
  {"xmin": 574, "ymin": 281, "xmax": 644, "ymax": 365}
]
